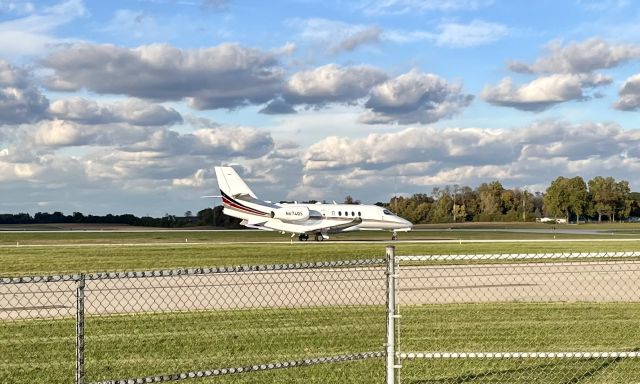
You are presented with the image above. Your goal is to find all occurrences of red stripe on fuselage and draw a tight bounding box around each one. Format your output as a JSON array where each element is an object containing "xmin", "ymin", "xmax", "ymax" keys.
[{"xmin": 222, "ymin": 196, "xmax": 268, "ymax": 216}]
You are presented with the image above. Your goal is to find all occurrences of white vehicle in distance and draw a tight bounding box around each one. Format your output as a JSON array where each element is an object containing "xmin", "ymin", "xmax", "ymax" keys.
[{"xmin": 214, "ymin": 166, "xmax": 412, "ymax": 241}]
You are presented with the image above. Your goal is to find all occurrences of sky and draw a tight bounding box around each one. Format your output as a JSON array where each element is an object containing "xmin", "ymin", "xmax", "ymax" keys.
[{"xmin": 1, "ymin": 0, "xmax": 640, "ymax": 216}]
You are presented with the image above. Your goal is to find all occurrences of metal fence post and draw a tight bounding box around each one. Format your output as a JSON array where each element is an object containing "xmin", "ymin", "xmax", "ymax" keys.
[
  {"xmin": 385, "ymin": 245, "xmax": 397, "ymax": 384},
  {"xmin": 76, "ymin": 274, "xmax": 85, "ymax": 384}
]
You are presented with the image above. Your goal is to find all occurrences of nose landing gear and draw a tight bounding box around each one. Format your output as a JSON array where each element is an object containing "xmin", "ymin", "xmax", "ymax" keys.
[{"xmin": 391, "ymin": 231, "xmax": 398, "ymax": 241}]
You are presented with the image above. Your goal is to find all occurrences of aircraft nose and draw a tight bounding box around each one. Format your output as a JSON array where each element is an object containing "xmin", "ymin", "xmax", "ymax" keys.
[{"xmin": 395, "ymin": 216, "xmax": 412, "ymax": 229}]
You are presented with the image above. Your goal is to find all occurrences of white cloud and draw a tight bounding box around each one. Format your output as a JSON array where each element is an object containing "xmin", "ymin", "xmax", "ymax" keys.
[
  {"xmin": 613, "ymin": 73, "xmax": 640, "ymax": 111},
  {"xmin": 42, "ymin": 42, "xmax": 286, "ymax": 110},
  {"xmin": 0, "ymin": 0, "xmax": 85, "ymax": 58},
  {"xmin": 31, "ymin": 120, "xmax": 151, "ymax": 148},
  {"xmin": 172, "ymin": 168, "xmax": 207, "ymax": 187},
  {"xmin": 493, "ymin": 38, "xmax": 640, "ymax": 112},
  {"xmin": 0, "ymin": 60, "xmax": 49, "ymax": 124},
  {"xmin": 264, "ymin": 64, "xmax": 388, "ymax": 113},
  {"xmin": 481, "ymin": 73, "xmax": 611, "ymax": 111},
  {"xmin": 298, "ymin": 120, "xmax": 640, "ymax": 201},
  {"xmin": 287, "ymin": 18, "xmax": 381, "ymax": 55},
  {"xmin": 360, "ymin": 69, "xmax": 473, "ymax": 124},
  {"xmin": 435, "ymin": 19, "xmax": 508, "ymax": 47},
  {"xmin": 49, "ymin": 97, "xmax": 182, "ymax": 126},
  {"xmin": 508, "ymin": 38, "xmax": 640, "ymax": 74},
  {"xmin": 383, "ymin": 19, "xmax": 508, "ymax": 48}
]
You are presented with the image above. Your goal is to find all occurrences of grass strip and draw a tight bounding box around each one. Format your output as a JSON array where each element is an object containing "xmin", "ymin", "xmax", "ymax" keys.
[{"xmin": 2, "ymin": 303, "xmax": 640, "ymax": 383}]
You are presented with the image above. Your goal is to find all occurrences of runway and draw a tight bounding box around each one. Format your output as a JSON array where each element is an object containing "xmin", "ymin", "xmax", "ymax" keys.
[
  {"xmin": 2, "ymin": 237, "xmax": 640, "ymax": 248},
  {"xmin": 2, "ymin": 260, "xmax": 640, "ymax": 320}
]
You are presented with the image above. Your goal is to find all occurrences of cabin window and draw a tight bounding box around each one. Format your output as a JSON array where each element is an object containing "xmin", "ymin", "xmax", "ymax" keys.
[
  {"xmin": 358, "ymin": 212, "xmax": 361, "ymax": 216},
  {"xmin": 351, "ymin": 211, "xmax": 355, "ymax": 216},
  {"xmin": 332, "ymin": 211, "xmax": 335, "ymax": 216},
  {"xmin": 338, "ymin": 211, "xmax": 342, "ymax": 216}
]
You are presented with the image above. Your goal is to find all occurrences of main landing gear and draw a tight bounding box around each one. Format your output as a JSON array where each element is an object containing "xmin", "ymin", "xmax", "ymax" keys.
[{"xmin": 298, "ymin": 233, "xmax": 325, "ymax": 241}]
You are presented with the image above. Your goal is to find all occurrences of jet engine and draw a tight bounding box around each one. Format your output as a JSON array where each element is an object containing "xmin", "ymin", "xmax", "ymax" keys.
[{"xmin": 270, "ymin": 205, "xmax": 310, "ymax": 222}]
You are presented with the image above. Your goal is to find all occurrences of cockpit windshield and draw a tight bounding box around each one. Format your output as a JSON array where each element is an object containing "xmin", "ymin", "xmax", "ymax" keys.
[{"xmin": 383, "ymin": 209, "xmax": 394, "ymax": 215}]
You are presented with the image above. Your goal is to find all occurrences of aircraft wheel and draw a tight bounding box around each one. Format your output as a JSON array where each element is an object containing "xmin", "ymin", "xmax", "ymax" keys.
[
  {"xmin": 298, "ymin": 234, "xmax": 308, "ymax": 241},
  {"xmin": 315, "ymin": 233, "xmax": 324, "ymax": 241},
  {"xmin": 391, "ymin": 232, "xmax": 398, "ymax": 241}
]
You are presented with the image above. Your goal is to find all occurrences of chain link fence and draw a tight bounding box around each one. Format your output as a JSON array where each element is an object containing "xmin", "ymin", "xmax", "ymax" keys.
[
  {"xmin": 3, "ymin": 249, "xmax": 640, "ymax": 384},
  {"xmin": 393, "ymin": 251, "xmax": 640, "ymax": 384},
  {"xmin": 1, "ymin": 260, "xmax": 388, "ymax": 384}
]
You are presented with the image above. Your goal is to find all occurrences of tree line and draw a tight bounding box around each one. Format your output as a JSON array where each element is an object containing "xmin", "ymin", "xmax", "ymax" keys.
[
  {"xmin": 0, "ymin": 207, "xmax": 242, "ymax": 228},
  {"xmin": 376, "ymin": 176, "xmax": 640, "ymax": 224},
  {"xmin": 1, "ymin": 175, "xmax": 639, "ymax": 227}
]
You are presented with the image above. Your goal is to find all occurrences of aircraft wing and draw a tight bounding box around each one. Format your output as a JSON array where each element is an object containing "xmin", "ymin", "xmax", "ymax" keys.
[
  {"xmin": 240, "ymin": 219, "xmax": 274, "ymax": 231},
  {"xmin": 261, "ymin": 217, "xmax": 363, "ymax": 235},
  {"xmin": 321, "ymin": 217, "xmax": 363, "ymax": 234}
]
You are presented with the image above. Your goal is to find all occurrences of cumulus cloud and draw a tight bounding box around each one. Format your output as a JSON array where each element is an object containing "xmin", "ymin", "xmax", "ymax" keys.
[
  {"xmin": 122, "ymin": 125, "xmax": 274, "ymax": 157},
  {"xmin": 172, "ymin": 168, "xmax": 207, "ymax": 187},
  {"xmin": 508, "ymin": 38, "xmax": 640, "ymax": 74},
  {"xmin": 0, "ymin": 60, "xmax": 49, "ymax": 124},
  {"xmin": 613, "ymin": 73, "xmax": 640, "ymax": 111},
  {"xmin": 259, "ymin": 97, "xmax": 297, "ymax": 115},
  {"xmin": 489, "ymin": 38, "xmax": 640, "ymax": 111},
  {"xmin": 31, "ymin": 120, "xmax": 152, "ymax": 148},
  {"xmin": 285, "ymin": 64, "xmax": 387, "ymax": 106},
  {"xmin": 49, "ymin": 97, "xmax": 182, "ymax": 126},
  {"xmin": 300, "ymin": 120, "xmax": 640, "ymax": 199},
  {"xmin": 258, "ymin": 64, "xmax": 388, "ymax": 114},
  {"xmin": 42, "ymin": 42, "xmax": 286, "ymax": 110},
  {"xmin": 481, "ymin": 73, "xmax": 612, "ymax": 111},
  {"xmin": 359, "ymin": 70, "xmax": 473, "ymax": 124},
  {"xmin": 305, "ymin": 126, "xmax": 511, "ymax": 172}
]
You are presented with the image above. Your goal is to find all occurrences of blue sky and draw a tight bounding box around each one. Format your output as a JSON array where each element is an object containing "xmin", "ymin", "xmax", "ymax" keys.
[{"xmin": 1, "ymin": 0, "xmax": 640, "ymax": 215}]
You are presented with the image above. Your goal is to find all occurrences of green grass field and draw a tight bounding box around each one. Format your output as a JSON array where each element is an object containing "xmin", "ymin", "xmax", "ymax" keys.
[
  {"xmin": 2, "ymin": 304, "xmax": 640, "ymax": 383},
  {"xmin": 2, "ymin": 229, "xmax": 640, "ymax": 383},
  {"xmin": 2, "ymin": 228, "xmax": 640, "ymax": 276},
  {"xmin": 2, "ymin": 240, "xmax": 640, "ymax": 276}
]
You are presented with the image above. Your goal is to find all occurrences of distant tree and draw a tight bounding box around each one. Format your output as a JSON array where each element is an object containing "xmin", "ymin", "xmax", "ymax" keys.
[
  {"xmin": 184, "ymin": 210, "xmax": 193, "ymax": 218},
  {"xmin": 544, "ymin": 176, "xmax": 587, "ymax": 223},
  {"xmin": 630, "ymin": 192, "xmax": 640, "ymax": 217},
  {"xmin": 477, "ymin": 181, "xmax": 503, "ymax": 219},
  {"xmin": 613, "ymin": 180, "xmax": 632, "ymax": 221},
  {"xmin": 197, "ymin": 208, "xmax": 215, "ymax": 226},
  {"xmin": 587, "ymin": 176, "xmax": 630, "ymax": 222},
  {"xmin": 343, "ymin": 195, "xmax": 360, "ymax": 204}
]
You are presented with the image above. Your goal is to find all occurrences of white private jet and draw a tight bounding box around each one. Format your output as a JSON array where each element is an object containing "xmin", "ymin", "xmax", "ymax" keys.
[{"xmin": 214, "ymin": 166, "xmax": 412, "ymax": 241}]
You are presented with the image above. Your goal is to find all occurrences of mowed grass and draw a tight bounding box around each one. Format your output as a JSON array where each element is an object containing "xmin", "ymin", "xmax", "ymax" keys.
[
  {"xmin": 2, "ymin": 231, "xmax": 640, "ymax": 383},
  {"xmin": 2, "ymin": 303, "xmax": 640, "ymax": 383},
  {"xmin": 2, "ymin": 240, "xmax": 640, "ymax": 276},
  {"xmin": 2, "ymin": 225, "xmax": 640, "ymax": 246}
]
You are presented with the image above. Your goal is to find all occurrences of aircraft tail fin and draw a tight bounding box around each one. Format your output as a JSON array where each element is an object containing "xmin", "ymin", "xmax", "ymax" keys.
[{"xmin": 214, "ymin": 166, "xmax": 258, "ymax": 199}]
